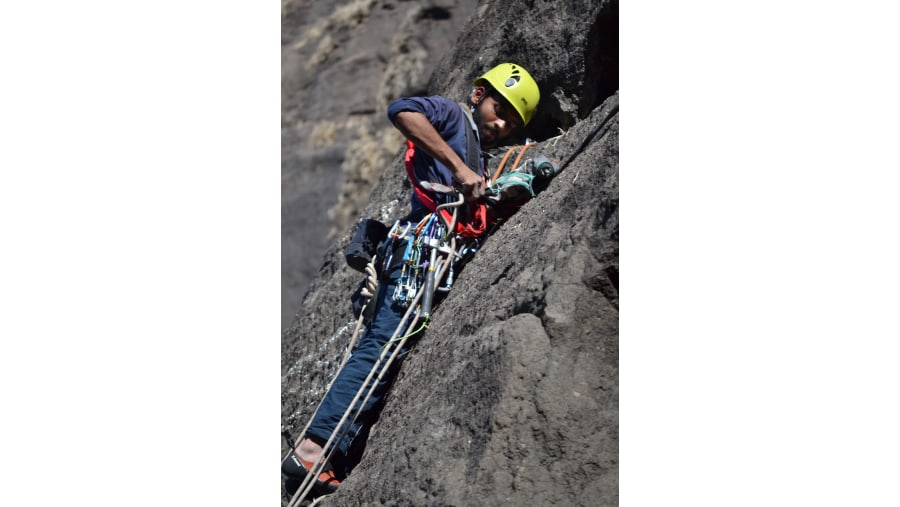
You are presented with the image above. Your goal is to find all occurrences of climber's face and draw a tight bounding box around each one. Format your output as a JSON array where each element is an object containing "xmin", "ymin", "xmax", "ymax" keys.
[{"xmin": 470, "ymin": 86, "xmax": 523, "ymax": 148}]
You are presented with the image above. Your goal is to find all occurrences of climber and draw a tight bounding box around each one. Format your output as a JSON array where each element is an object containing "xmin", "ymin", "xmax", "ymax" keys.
[{"xmin": 282, "ymin": 62, "xmax": 541, "ymax": 497}]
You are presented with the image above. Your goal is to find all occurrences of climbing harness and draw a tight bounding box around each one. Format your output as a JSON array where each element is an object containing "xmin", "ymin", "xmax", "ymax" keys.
[
  {"xmin": 403, "ymin": 103, "xmax": 492, "ymax": 239},
  {"xmin": 285, "ymin": 188, "xmax": 465, "ymax": 507},
  {"xmin": 405, "ymin": 138, "xmax": 491, "ymax": 238}
]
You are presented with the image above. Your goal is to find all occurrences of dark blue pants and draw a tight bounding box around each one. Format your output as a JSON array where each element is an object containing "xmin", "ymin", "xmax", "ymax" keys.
[{"xmin": 305, "ymin": 275, "xmax": 417, "ymax": 456}]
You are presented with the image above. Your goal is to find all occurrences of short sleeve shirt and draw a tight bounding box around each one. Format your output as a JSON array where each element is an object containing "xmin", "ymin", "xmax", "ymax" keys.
[{"xmin": 387, "ymin": 96, "xmax": 482, "ymax": 212}]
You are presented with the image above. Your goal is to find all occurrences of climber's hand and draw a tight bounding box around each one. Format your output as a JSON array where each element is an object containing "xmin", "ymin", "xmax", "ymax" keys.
[{"xmin": 453, "ymin": 165, "xmax": 485, "ymax": 202}]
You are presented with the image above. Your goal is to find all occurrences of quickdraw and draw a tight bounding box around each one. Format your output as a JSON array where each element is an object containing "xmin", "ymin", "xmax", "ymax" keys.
[{"xmin": 391, "ymin": 211, "xmax": 449, "ymax": 310}]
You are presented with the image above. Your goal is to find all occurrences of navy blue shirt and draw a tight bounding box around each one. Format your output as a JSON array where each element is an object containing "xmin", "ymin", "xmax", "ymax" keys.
[{"xmin": 387, "ymin": 96, "xmax": 482, "ymax": 212}]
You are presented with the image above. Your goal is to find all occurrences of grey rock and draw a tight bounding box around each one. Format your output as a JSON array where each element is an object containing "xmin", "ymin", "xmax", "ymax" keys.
[{"xmin": 283, "ymin": 0, "xmax": 618, "ymax": 504}]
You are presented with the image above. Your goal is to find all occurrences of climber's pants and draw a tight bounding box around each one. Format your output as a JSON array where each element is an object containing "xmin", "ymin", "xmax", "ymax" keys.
[{"xmin": 305, "ymin": 275, "xmax": 417, "ymax": 456}]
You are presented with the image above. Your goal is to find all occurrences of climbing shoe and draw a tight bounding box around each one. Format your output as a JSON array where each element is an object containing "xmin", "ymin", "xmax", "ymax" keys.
[{"xmin": 281, "ymin": 451, "xmax": 341, "ymax": 494}]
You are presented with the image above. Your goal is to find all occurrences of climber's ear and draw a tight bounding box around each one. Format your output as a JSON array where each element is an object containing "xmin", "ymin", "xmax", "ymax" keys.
[{"xmin": 470, "ymin": 86, "xmax": 487, "ymax": 104}]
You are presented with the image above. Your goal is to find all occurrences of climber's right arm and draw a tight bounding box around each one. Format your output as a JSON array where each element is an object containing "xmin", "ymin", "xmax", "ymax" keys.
[{"xmin": 388, "ymin": 99, "xmax": 484, "ymax": 201}]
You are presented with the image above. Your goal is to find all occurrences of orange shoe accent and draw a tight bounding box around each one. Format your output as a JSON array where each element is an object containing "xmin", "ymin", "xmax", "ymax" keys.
[{"xmin": 291, "ymin": 452, "xmax": 341, "ymax": 491}]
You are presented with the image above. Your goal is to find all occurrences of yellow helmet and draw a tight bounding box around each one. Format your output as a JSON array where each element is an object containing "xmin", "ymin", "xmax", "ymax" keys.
[{"xmin": 474, "ymin": 63, "xmax": 540, "ymax": 126}]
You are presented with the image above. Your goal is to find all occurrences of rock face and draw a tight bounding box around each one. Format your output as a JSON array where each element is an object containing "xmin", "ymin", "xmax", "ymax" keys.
[{"xmin": 282, "ymin": 0, "xmax": 618, "ymax": 505}]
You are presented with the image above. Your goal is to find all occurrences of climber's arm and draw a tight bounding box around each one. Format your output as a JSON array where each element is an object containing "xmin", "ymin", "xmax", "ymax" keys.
[{"xmin": 390, "ymin": 110, "xmax": 484, "ymax": 201}]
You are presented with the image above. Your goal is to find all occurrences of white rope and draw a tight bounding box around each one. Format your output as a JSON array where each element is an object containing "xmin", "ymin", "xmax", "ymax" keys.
[
  {"xmin": 288, "ymin": 198, "xmax": 462, "ymax": 506},
  {"xmin": 289, "ymin": 286, "xmax": 425, "ymax": 506},
  {"xmin": 294, "ymin": 243, "xmax": 457, "ymax": 505},
  {"xmin": 286, "ymin": 255, "xmax": 379, "ymax": 451}
]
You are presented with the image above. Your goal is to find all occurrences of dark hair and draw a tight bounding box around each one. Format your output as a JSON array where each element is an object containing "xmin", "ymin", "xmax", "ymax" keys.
[
  {"xmin": 488, "ymin": 88, "xmax": 506, "ymax": 103},
  {"xmin": 482, "ymin": 84, "xmax": 515, "ymax": 112}
]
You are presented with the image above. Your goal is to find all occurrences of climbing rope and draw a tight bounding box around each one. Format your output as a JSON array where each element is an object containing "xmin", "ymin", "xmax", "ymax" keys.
[
  {"xmin": 287, "ymin": 191, "xmax": 464, "ymax": 506},
  {"xmin": 489, "ymin": 142, "xmax": 535, "ymax": 185},
  {"xmin": 286, "ymin": 254, "xmax": 381, "ymax": 452},
  {"xmin": 289, "ymin": 289, "xmax": 425, "ymax": 505},
  {"xmin": 508, "ymin": 142, "xmax": 535, "ymax": 177}
]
